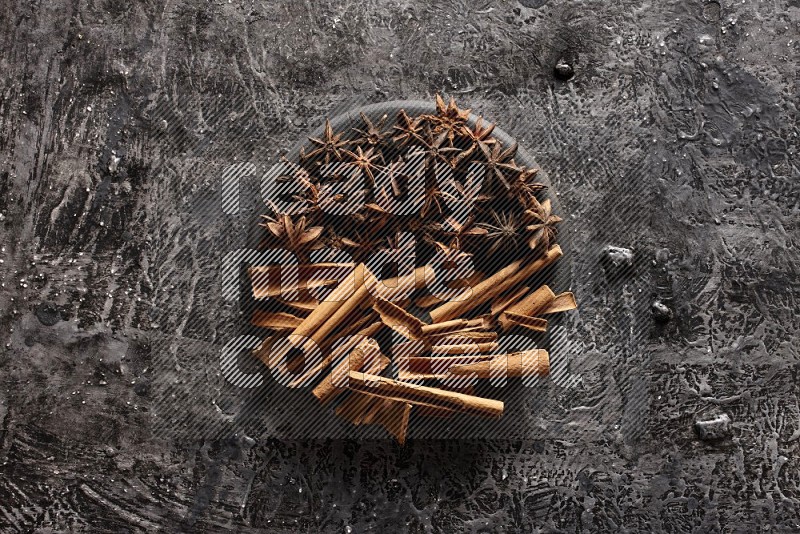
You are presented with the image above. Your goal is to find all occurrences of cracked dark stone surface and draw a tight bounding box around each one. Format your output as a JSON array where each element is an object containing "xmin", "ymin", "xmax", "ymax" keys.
[{"xmin": 0, "ymin": 0, "xmax": 798, "ymax": 532}]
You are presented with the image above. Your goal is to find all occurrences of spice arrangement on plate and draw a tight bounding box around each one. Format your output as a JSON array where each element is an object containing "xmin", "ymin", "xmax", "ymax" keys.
[{"xmin": 248, "ymin": 95, "xmax": 576, "ymax": 444}]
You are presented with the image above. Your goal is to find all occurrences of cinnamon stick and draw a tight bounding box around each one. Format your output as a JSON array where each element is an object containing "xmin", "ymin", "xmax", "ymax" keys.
[
  {"xmin": 430, "ymin": 341, "xmax": 498, "ymax": 355},
  {"xmin": 503, "ymin": 312, "xmax": 548, "ymax": 333},
  {"xmin": 429, "ymin": 245, "xmax": 563, "ymax": 323},
  {"xmin": 287, "ymin": 320, "xmax": 382, "ymax": 388},
  {"xmin": 369, "ymin": 398, "xmax": 412, "ymax": 445},
  {"xmin": 372, "ymin": 295, "xmax": 425, "ymax": 339},
  {"xmin": 447, "ymin": 271, "xmax": 485, "ymax": 289},
  {"xmin": 335, "ymin": 391, "xmax": 379, "ymax": 426},
  {"xmin": 506, "ymin": 285, "xmax": 556, "ymax": 315},
  {"xmin": 249, "ymin": 262, "xmax": 354, "ymax": 277},
  {"xmin": 392, "ymin": 332, "xmax": 498, "ymax": 363},
  {"xmin": 491, "ymin": 285, "xmax": 529, "ymax": 316},
  {"xmin": 371, "ymin": 265, "xmax": 435, "ymax": 301},
  {"xmin": 412, "ymin": 383, "xmax": 475, "ymax": 416},
  {"xmin": 424, "ymin": 329, "xmax": 498, "ymax": 342},
  {"xmin": 396, "ymin": 354, "xmax": 494, "ymax": 380},
  {"xmin": 251, "ymin": 310, "xmax": 304, "ymax": 330},
  {"xmin": 335, "ymin": 392, "xmax": 412, "ymax": 444},
  {"xmin": 290, "ymin": 263, "xmax": 368, "ymax": 340},
  {"xmin": 296, "ymin": 265, "xmax": 376, "ymax": 356},
  {"xmin": 428, "ymin": 260, "xmax": 522, "ymax": 322},
  {"xmin": 414, "ymin": 271, "xmax": 486, "ymax": 308},
  {"xmin": 540, "ymin": 292, "xmax": 577, "ymax": 314},
  {"xmin": 274, "ymin": 294, "xmax": 318, "ymax": 312},
  {"xmin": 313, "ymin": 338, "xmax": 387, "ymax": 405},
  {"xmin": 347, "ymin": 371, "xmax": 504, "ymax": 418},
  {"xmin": 421, "ymin": 316, "xmax": 492, "ymax": 340},
  {"xmin": 251, "ymin": 335, "xmax": 277, "ymax": 368},
  {"xmin": 249, "ymin": 262, "xmax": 353, "ymax": 298},
  {"xmin": 449, "ymin": 349, "xmax": 549, "ymax": 378},
  {"xmin": 252, "ymin": 276, "xmax": 338, "ymax": 298},
  {"xmin": 499, "ymin": 285, "xmax": 555, "ymax": 330},
  {"xmin": 327, "ymin": 311, "xmax": 379, "ymax": 344},
  {"xmin": 465, "ymin": 315, "xmax": 494, "ymax": 329},
  {"xmin": 358, "ymin": 395, "xmax": 386, "ymax": 425},
  {"xmin": 420, "ymin": 318, "xmax": 469, "ymax": 336},
  {"xmin": 391, "ymin": 339, "xmax": 430, "ymax": 363},
  {"xmin": 415, "ymin": 293, "xmax": 442, "ymax": 309}
]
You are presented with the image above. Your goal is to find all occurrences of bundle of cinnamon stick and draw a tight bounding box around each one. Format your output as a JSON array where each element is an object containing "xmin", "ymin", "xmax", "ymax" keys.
[{"xmin": 248, "ymin": 245, "xmax": 576, "ymax": 444}]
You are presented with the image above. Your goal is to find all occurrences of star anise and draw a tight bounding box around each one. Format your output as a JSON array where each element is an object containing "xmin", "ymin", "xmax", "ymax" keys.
[
  {"xmin": 420, "ymin": 182, "xmax": 446, "ymax": 219},
  {"xmin": 351, "ymin": 112, "xmax": 389, "ymax": 147},
  {"xmin": 379, "ymin": 157, "xmax": 416, "ymax": 199},
  {"xmin": 478, "ymin": 210, "xmax": 527, "ymax": 255},
  {"xmin": 325, "ymin": 231, "xmax": 346, "ymax": 249},
  {"xmin": 292, "ymin": 176, "xmax": 345, "ymax": 216},
  {"xmin": 260, "ymin": 212, "xmax": 325, "ymax": 260},
  {"xmin": 340, "ymin": 230, "xmax": 389, "ymax": 261},
  {"xmin": 423, "ymin": 94, "xmax": 472, "ymax": 146},
  {"xmin": 452, "ymin": 116, "xmax": 496, "ymax": 167},
  {"xmin": 273, "ymin": 155, "xmax": 312, "ymax": 185},
  {"xmin": 441, "ymin": 214, "xmax": 488, "ymax": 252},
  {"xmin": 343, "ymin": 146, "xmax": 383, "ymax": 186},
  {"xmin": 524, "ymin": 197, "xmax": 562, "ymax": 252},
  {"xmin": 407, "ymin": 218, "xmax": 442, "ymax": 242},
  {"xmin": 363, "ymin": 187, "xmax": 394, "ymax": 215},
  {"xmin": 301, "ymin": 119, "xmax": 348, "ymax": 165},
  {"xmin": 420, "ymin": 124, "xmax": 461, "ymax": 170},
  {"xmin": 479, "ymin": 140, "xmax": 519, "ymax": 190},
  {"xmin": 442, "ymin": 176, "xmax": 493, "ymax": 210},
  {"xmin": 363, "ymin": 169, "xmax": 423, "ymax": 222},
  {"xmin": 392, "ymin": 109, "xmax": 425, "ymax": 147},
  {"xmin": 355, "ymin": 199, "xmax": 394, "ymax": 235},
  {"xmin": 507, "ymin": 166, "xmax": 546, "ymax": 206}
]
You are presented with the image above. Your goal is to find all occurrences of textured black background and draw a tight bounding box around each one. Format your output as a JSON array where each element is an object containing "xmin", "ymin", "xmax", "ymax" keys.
[{"xmin": 0, "ymin": 0, "xmax": 798, "ymax": 532}]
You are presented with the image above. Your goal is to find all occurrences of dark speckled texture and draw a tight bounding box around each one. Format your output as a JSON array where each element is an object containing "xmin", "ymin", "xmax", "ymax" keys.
[{"xmin": 0, "ymin": 0, "xmax": 798, "ymax": 531}]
